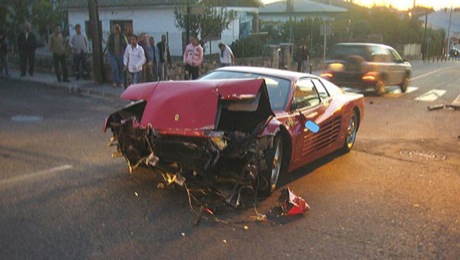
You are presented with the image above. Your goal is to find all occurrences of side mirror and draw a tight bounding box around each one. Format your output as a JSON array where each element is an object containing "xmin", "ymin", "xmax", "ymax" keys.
[
  {"xmin": 305, "ymin": 120, "xmax": 320, "ymax": 133},
  {"xmin": 297, "ymin": 109, "xmax": 320, "ymax": 134}
]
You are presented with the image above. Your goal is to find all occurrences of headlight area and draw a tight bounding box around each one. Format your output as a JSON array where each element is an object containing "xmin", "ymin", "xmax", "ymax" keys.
[{"xmin": 103, "ymin": 100, "xmax": 147, "ymax": 132}]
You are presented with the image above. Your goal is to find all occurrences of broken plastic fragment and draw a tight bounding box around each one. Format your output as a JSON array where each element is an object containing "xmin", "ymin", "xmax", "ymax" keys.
[
  {"xmin": 278, "ymin": 187, "xmax": 310, "ymax": 216},
  {"xmin": 426, "ymin": 104, "xmax": 444, "ymax": 111}
]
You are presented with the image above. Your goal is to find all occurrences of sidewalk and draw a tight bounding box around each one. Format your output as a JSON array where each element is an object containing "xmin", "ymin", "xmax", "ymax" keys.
[{"xmin": 5, "ymin": 68, "xmax": 124, "ymax": 99}]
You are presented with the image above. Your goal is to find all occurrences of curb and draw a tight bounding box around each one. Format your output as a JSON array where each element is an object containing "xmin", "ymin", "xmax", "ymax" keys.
[{"xmin": 7, "ymin": 76, "xmax": 122, "ymax": 99}]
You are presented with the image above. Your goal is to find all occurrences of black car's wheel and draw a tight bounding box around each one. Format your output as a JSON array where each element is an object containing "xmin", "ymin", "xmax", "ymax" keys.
[
  {"xmin": 399, "ymin": 76, "xmax": 409, "ymax": 93},
  {"xmin": 375, "ymin": 80, "xmax": 386, "ymax": 96},
  {"xmin": 343, "ymin": 111, "xmax": 359, "ymax": 153},
  {"xmin": 259, "ymin": 135, "xmax": 283, "ymax": 196}
]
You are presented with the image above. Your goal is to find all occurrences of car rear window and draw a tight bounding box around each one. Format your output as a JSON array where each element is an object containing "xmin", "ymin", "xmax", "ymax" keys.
[
  {"xmin": 200, "ymin": 70, "xmax": 292, "ymax": 111},
  {"xmin": 329, "ymin": 45, "xmax": 371, "ymax": 61}
]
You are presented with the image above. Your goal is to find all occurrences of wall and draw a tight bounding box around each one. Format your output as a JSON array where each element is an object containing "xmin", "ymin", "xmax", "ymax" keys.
[{"xmin": 66, "ymin": 6, "xmax": 251, "ymax": 57}]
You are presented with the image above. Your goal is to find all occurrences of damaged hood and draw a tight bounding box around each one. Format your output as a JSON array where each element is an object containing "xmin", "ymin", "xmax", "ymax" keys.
[{"xmin": 120, "ymin": 79, "xmax": 274, "ymax": 131}]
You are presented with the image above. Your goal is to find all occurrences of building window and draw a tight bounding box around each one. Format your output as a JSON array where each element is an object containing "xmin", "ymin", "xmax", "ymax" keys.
[{"xmin": 110, "ymin": 20, "xmax": 133, "ymax": 37}]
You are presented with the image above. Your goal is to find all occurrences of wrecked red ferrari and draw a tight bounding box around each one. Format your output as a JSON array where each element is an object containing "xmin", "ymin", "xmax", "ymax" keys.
[{"xmin": 104, "ymin": 66, "xmax": 364, "ymax": 200}]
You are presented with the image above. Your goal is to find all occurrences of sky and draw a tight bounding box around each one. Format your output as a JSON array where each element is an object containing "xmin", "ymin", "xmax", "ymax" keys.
[{"xmin": 262, "ymin": 0, "xmax": 459, "ymax": 11}]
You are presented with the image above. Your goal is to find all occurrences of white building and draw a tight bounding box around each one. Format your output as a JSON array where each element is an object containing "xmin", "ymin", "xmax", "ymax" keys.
[
  {"xmin": 62, "ymin": 0, "xmax": 262, "ymax": 56},
  {"xmin": 258, "ymin": 0, "xmax": 347, "ymax": 22}
]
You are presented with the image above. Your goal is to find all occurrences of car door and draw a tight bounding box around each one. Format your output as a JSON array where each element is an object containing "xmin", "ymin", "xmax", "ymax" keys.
[
  {"xmin": 388, "ymin": 48, "xmax": 407, "ymax": 84},
  {"xmin": 290, "ymin": 78, "xmax": 326, "ymax": 166}
]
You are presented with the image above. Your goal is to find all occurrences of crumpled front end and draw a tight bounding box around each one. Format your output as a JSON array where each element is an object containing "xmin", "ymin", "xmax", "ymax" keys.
[{"xmin": 104, "ymin": 79, "xmax": 280, "ymax": 205}]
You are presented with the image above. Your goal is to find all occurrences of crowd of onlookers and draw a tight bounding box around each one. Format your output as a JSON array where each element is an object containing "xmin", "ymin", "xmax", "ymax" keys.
[
  {"xmin": 0, "ymin": 22, "xmax": 90, "ymax": 82},
  {"xmin": 0, "ymin": 22, "xmax": 236, "ymax": 87}
]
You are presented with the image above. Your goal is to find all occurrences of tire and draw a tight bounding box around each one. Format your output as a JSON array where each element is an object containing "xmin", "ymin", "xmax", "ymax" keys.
[
  {"xmin": 399, "ymin": 76, "xmax": 409, "ymax": 93},
  {"xmin": 259, "ymin": 135, "xmax": 283, "ymax": 196},
  {"xmin": 343, "ymin": 111, "xmax": 359, "ymax": 153},
  {"xmin": 375, "ymin": 80, "xmax": 386, "ymax": 96}
]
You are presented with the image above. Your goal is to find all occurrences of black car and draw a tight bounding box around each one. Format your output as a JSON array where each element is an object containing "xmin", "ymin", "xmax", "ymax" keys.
[{"xmin": 321, "ymin": 43, "xmax": 412, "ymax": 95}]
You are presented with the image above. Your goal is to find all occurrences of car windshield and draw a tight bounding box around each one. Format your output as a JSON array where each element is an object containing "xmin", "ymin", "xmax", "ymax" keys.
[
  {"xmin": 329, "ymin": 45, "xmax": 371, "ymax": 61},
  {"xmin": 200, "ymin": 70, "xmax": 292, "ymax": 111}
]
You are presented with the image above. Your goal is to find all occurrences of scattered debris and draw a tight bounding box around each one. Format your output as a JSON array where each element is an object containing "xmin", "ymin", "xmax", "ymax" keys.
[
  {"xmin": 278, "ymin": 187, "xmax": 310, "ymax": 216},
  {"xmin": 446, "ymin": 104, "xmax": 460, "ymax": 110},
  {"xmin": 427, "ymin": 103, "xmax": 460, "ymax": 111},
  {"xmin": 427, "ymin": 104, "xmax": 444, "ymax": 111}
]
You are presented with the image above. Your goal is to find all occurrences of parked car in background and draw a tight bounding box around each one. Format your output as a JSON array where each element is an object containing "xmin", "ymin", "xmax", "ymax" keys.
[
  {"xmin": 449, "ymin": 47, "xmax": 459, "ymax": 58},
  {"xmin": 321, "ymin": 43, "xmax": 412, "ymax": 95},
  {"xmin": 104, "ymin": 66, "xmax": 364, "ymax": 204}
]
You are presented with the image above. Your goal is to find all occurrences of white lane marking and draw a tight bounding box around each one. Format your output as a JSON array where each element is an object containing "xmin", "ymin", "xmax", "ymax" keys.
[
  {"xmin": 412, "ymin": 67, "xmax": 453, "ymax": 81},
  {"xmin": 415, "ymin": 89, "xmax": 447, "ymax": 102},
  {"xmin": 405, "ymin": 86, "xmax": 418, "ymax": 94},
  {"xmin": 452, "ymin": 94, "xmax": 460, "ymax": 106},
  {"xmin": 385, "ymin": 86, "xmax": 419, "ymax": 96},
  {"xmin": 0, "ymin": 165, "xmax": 73, "ymax": 186}
]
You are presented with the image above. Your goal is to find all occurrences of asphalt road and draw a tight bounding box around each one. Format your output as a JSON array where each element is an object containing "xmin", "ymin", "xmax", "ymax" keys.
[{"xmin": 0, "ymin": 62, "xmax": 459, "ymax": 259}]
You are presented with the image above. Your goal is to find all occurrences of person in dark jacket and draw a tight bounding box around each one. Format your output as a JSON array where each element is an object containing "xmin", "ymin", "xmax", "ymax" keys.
[
  {"xmin": 0, "ymin": 30, "xmax": 10, "ymax": 77},
  {"xmin": 49, "ymin": 26, "xmax": 70, "ymax": 82},
  {"xmin": 107, "ymin": 24, "xmax": 128, "ymax": 88},
  {"xmin": 156, "ymin": 34, "xmax": 171, "ymax": 81},
  {"xmin": 17, "ymin": 22, "xmax": 37, "ymax": 76}
]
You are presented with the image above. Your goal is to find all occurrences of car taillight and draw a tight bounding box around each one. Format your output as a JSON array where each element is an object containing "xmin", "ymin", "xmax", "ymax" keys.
[
  {"xmin": 362, "ymin": 71, "xmax": 378, "ymax": 81},
  {"xmin": 321, "ymin": 72, "xmax": 333, "ymax": 79}
]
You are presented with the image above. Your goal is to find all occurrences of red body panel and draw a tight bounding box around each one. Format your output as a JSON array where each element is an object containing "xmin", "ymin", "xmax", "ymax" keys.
[{"xmin": 120, "ymin": 79, "xmax": 267, "ymax": 131}]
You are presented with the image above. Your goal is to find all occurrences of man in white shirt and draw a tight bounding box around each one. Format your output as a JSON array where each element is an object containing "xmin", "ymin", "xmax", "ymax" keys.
[
  {"xmin": 218, "ymin": 43, "xmax": 234, "ymax": 67},
  {"xmin": 123, "ymin": 35, "xmax": 145, "ymax": 86},
  {"xmin": 69, "ymin": 24, "xmax": 89, "ymax": 80}
]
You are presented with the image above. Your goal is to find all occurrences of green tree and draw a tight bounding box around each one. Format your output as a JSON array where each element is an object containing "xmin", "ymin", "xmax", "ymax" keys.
[
  {"xmin": 174, "ymin": 0, "xmax": 236, "ymax": 43},
  {"xmin": 0, "ymin": 0, "xmax": 66, "ymax": 48}
]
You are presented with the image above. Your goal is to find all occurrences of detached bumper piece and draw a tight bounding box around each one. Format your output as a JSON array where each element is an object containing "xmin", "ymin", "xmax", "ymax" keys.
[{"xmin": 278, "ymin": 187, "xmax": 310, "ymax": 216}]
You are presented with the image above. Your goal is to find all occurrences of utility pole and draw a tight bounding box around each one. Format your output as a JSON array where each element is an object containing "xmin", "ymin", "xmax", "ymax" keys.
[
  {"xmin": 423, "ymin": 11, "xmax": 427, "ymax": 62},
  {"xmin": 88, "ymin": 0, "xmax": 104, "ymax": 83},
  {"xmin": 446, "ymin": 5, "xmax": 453, "ymax": 57}
]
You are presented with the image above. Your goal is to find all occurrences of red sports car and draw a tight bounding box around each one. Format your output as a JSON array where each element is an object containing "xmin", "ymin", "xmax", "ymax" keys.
[{"xmin": 104, "ymin": 66, "xmax": 364, "ymax": 198}]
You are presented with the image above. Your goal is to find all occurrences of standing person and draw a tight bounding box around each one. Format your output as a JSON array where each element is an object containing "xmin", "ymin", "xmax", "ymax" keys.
[
  {"xmin": 157, "ymin": 34, "xmax": 171, "ymax": 81},
  {"xmin": 69, "ymin": 24, "xmax": 89, "ymax": 80},
  {"xmin": 183, "ymin": 34, "xmax": 203, "ymax": 80},
  {"xmin": 123, "ymin": 34, "xmax": 145, "ymax": 86},
  {"xmin": 138, "ymin": 33, "xmax": 152, "ymax": 82},
  {"xmin": 0, "ymin": 30, "xmax": 9, "ymax": 77},
  {"xmin": 107, "ymin": 24, "xmax": 128, "ymax": 88},
  {"xmin": 218, "ymin": 42, "xmax": 234, "ymax": 67},
  {"xmin": 17, "ymin": 22, "xmax": 37, "ymax": 76},
  {"xmin": 49, "ymin": 26, "xmax": 70, "ymax": 82},
  {"xmin": 149, "ymin": 36, "xmax": 160, "ymax": 81},
  {"xmin": 293, "ymin": 43, "xmax": 305, "ymax": 72},
  {"xmin": 302, "ymin": 45, "xmax": 310, "ymax": 73}
]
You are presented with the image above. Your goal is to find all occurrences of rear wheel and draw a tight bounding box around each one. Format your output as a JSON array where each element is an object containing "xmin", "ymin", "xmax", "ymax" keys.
[
  {"xmin": 343, "ymin": 111, "xmax": 358, "ymax": 153},
  {"xmin": 259, "ymin": 135, "xmax": 283, "ymax": 196},
  {"xmin": 375, "ymin": 80, "xmax": 386, "ymax": 96},
  {"xmin": 399, "ymin": 76, "xmax": 409, "ymax": 93}
]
